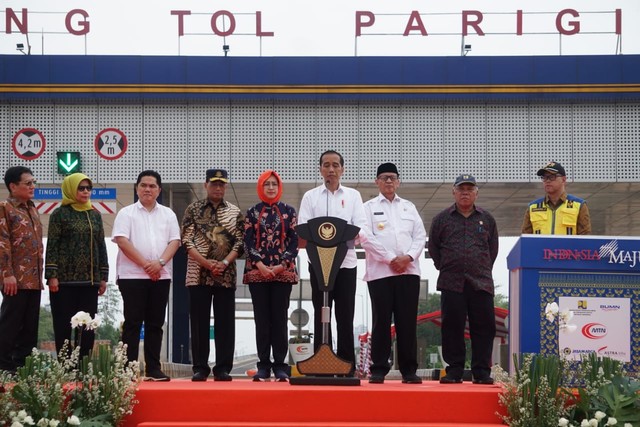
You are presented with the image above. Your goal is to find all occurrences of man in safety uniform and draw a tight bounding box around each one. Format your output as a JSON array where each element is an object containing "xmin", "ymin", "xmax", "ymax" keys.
[{"xmin": 521, "ymin": 161, "xmax": 591, "ymax": 235}]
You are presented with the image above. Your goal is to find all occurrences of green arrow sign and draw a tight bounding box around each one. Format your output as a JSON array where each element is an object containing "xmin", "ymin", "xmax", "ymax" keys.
[{"xmin": 56, "ymin": 151, "xmax": 81, "ymax": 174}]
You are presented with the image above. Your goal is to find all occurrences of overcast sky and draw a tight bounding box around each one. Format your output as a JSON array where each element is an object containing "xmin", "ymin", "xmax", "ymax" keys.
[{"xmin": 1, "ymin": 0, "xmax": 638, "ymax": 57}]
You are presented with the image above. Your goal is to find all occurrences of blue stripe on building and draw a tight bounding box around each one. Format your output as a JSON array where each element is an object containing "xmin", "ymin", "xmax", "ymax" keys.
[{"xmin": 1, "ymin": 55, "xmax": 639, "ymax": 102}]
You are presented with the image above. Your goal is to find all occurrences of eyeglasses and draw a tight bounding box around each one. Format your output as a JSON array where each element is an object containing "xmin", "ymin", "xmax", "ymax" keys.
[
  {"xmin": 19, "ymin": 180, "xmax": 37, "ymax": 187},
  {"xmin": 77, "ymin": 185, "xmax": 93, "ymax": 192},
  {"xmin": 454, "ymin": 186, "xmax": 477, "ymax": 193},
  {"xmin": 377, "ymin": 175, "xmax": 398, "ymax": 182},
  {"xmin": 263, "ymin": 182, "xmax": 279, "ymax": 188},
  {"xmin": 540, "ymin": 174, "xmax": 561, "ymax": 182}
]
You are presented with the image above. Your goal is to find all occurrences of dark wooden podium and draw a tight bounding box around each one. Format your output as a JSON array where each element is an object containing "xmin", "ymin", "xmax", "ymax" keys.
[{"xmin": 290, "ymin": 216, "xmax": 361, "ymax": 386}]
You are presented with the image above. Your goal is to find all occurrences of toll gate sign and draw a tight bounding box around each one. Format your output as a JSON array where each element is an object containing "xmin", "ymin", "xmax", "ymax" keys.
[
  {"xmin": 95, "ymin": 128, "xmax": 127, "ymax": 160},
  {"xmin": 12, "ymin": 128, "xmax": 46, "ymax": 160}
]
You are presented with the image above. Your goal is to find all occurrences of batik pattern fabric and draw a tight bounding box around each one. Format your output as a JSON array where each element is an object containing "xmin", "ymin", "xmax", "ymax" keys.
[{"xmin": 181, "ymin": 199, "xmax": 244, "ymax": 288}]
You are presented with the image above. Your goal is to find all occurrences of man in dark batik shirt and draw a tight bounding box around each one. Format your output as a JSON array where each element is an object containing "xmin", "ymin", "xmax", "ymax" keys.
[{"xmin": 428, "ymin": 174, "xmax": 498, "ymax": 385}]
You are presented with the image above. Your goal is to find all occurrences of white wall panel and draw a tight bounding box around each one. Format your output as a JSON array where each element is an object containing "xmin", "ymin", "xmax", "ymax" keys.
[
  {"xmin": 2, "ymin": 101, "xmax": 639, "ymax": 184},
  {"xmin": 401, "ymin": 105, "xmax": 443, "ymax": 183},
  {"xmin": 573, "ymin": 104, "xmax": 616, "ymax": 182},
  {"xmin": 0, "ymin": 105, "xmax": 10, "ymax": 172},
  {"xmin": 358, "ymin": 105, "xmax": 402, "ymax": 181},
  {"xmin": 188, "ymin": 105, "xmax": 230, "ymax": 182},
  {"xmin": 316, "ymin": 105, "xmax": 359, "ymax": 182},
  {"xmin": 486, "ymin": 105, "xmax": 530, "ymax": 182},
  {"xmin": 143, "ymin": 105, "xmax": 188, "ymax": 183},
  {"xmin": 616, "ymin": 103, "xmax": 640, "ymax": 182},
  {"xmin": 230, "ymin": 104, "xmax": 273, "ymax": 182},
  {"xmin": 529, "ymin": 105, "xmax": 574, "ymax": 181},
  {"xmin": 443, "ymin": 105, "xmax": 486, "ymax": 181},
  {"xmin": 273, "ymin": 105, "xmax": 317, "ymax": 183}
]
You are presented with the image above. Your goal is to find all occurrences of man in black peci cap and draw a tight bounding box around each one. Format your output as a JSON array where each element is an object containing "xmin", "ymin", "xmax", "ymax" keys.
[
  {"xmin": 181, "ymin": 168, "xmax": 244, "ymax": 382},
  {"xmin": 522, "ymin": 161, "xmax": 591, "ymax": 235},
  {"xmin": 428, "ymin": 174, "xmax": 499, "ymax": 385},
  {"xmin": 360, "ymin": 163, "xmax": 426, "ymax": 384}
]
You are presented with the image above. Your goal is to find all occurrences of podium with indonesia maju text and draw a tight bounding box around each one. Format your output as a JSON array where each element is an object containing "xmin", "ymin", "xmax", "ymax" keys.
[{"xmin": 507, "ymin": 235, "xmax": 640, "ymax": 375}]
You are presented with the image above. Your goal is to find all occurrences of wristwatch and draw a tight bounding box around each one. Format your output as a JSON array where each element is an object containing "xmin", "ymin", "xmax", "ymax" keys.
[
  {"xmin": 221, "ymin": 259, "xmax": 229, "ymax": 267},
  {"xmin": 158, "ymin": 258, "xmax": 166, "ymax": 266}
]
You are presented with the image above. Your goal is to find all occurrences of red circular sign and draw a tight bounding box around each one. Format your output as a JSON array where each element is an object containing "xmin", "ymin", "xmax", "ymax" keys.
[
  {"xmin": 94, "ymin": 128, "xmax": 128, "ymax": 160},
  {"xmin": 12, "ymin": 128, "xmax": 46, "ymax": 160}
]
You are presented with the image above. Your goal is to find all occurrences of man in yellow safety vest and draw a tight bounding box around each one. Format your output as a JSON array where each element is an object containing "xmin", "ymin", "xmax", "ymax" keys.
[{"xmin": 522, "ymin": 161, "xmax": 591, "ymax": 235}]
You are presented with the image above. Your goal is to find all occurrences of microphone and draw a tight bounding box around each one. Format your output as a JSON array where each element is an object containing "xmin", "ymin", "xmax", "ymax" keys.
[{"xmin": 325, "ymin": 180, "xmax": 330, "ymax": 216}]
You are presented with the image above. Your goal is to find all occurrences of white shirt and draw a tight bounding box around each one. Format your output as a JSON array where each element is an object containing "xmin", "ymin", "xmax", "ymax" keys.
[
  {"xmin": 361, "ymin": 193, "xmax": 426, "ymax": 281},
  {"xmin": 112, "ymin": 201, "xmax": 181, "ymax": 279},
  {"xmin": 298, "ymin": 184, "xmax": 367, "ymax": 269}
]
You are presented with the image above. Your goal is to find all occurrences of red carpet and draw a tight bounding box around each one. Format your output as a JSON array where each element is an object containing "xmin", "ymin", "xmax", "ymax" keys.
[{"xmin": 123, "ymin": 379, "xmax": 505, "ymax": 427}]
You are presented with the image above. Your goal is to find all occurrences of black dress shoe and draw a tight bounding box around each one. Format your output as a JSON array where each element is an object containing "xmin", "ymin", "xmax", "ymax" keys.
[
  {"xmin": 439, "ymin": 375, "xmax": 463, "ymax": 384},
  {"xmin": 213, "ymin": 372, "xmax": 232, "ymax": 381},
  {"xmin": 253, "ymin": 367, "xmax": 271, "ymax": 382},
  {"xmin": 273, "ymin": 369, "xmax": 289, "ymax": 382},
  {"xmin": 145, "ymin": 370, "xmax": 171, "ymax": 382},
  {"xmin": 402, "ymin": 374, "xmax": 423, "ymax": 384},
  {"xmin": 472, "ymin": 377, "xmax": 494, "ymax": 385},
  {"xmin": 191, "ymin": 371, "xmax": 208, "ymax": 382},
  {"xmin": 368, "ymin": 374, "xmax": 384, "ymax": 384}
]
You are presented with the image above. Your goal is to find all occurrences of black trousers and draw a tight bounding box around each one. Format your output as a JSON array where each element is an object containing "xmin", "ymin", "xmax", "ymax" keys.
[
  {"xmin": 249, "ymin": 282, "xmax": 292, "ymax": 371},
  {"xmin": 118, "ymin": 278, "xmax": 170, "ymax": 374},
  {"xmin": 440, "ymin": 284, "xmax": 496, "ymax": 380},
  {"xmin": 368, "ymin": 274, "xmax": 419, "ymax": 377},
  {"xmin": 0, "ymin": 289, "xmax": 41, "ymax": 371},
  {"xmin": 188, "ymin": 285, "xmax": 235, "ymax": 376},
  {"xmin": 50, "ymin": 286, "xmax": 99, "ymax": 359},
  {"xmin": 309, "ymin": 265, "xmax": 357, "ymax": 367}
]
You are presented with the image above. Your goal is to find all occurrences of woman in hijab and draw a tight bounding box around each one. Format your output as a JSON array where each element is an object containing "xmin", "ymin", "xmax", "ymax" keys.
[
  {"xmin": 243, "ymin": 170, "xmax": 298, "ymax": 381},
  {"xmin": 45, "ymin": 173, "xmax": 109, "ymax": 358}
]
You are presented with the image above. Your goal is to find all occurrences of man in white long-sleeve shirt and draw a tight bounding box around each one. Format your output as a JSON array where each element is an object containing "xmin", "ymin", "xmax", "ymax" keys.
[
  {"xmin": 360, "ymin": 162, "xmax": 426, "ymax": 384},
  {"xmin": 298, "ymin": 150, "xmax": 367, "ymax": 373}
]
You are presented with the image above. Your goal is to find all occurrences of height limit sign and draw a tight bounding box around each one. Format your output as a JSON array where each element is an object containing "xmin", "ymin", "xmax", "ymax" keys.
[
  {"xmin": 12, "ymin": 128, "xmax": 46, "ymax": 160},
  {"xmin": 94, "ymin": 128, "xmax": 127, "ymax": 160}
]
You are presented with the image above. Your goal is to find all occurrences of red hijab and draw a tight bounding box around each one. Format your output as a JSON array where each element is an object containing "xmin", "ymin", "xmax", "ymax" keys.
[
  {"xmin": 256, "ymin": 170, "xmax": 283, "ymax": 204},
  {"xmin": 254, "ymin": 170, "xmax": 286, "ymax": 250}
]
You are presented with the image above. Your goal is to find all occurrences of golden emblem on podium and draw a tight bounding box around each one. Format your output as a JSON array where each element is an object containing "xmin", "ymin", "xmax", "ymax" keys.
[{"xmin": 318, "ymin": 222, "xmax": 337, "ymax": 241}]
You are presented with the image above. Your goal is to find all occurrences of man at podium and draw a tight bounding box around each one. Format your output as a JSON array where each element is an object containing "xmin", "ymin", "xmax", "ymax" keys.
[{"xmin": 298, "ymin": 150, "xmax": 367, "ymax": 374}]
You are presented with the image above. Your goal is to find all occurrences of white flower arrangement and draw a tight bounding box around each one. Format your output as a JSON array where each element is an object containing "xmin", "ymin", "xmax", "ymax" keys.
[
  {"xmin": 494, "ymin": 302, "xmax": 639, "ymax": 427},
  {"xmin": 70, "ymin": 311, "xmax": 101, "ymax": 331},
  {"xmin": 0, "ymin": 312, "xmax": 140, "ymax": 427},
  {"xmin": 545, "ymin": 302, "xmax": 577, "ymax": 333}
]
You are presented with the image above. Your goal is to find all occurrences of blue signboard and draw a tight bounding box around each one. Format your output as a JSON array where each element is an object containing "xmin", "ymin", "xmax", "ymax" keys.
[
  {"xmin": 35, "ymin": 188, "xmax": 117, "ymax": 199},
  {"xmin": 507, "ymin": 235, "xmax": 640, "ymax": 273},
  {"xmin": 92, "ymin": 188, "xmax": 117, "ymax": 199},
  {"xmin": 34, "ymin": 188, "xmax": 63, "ymax": 199}
]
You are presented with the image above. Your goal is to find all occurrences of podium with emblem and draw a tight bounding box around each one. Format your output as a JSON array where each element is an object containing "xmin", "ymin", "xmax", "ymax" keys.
[{"xmin": 290, "ymin": 216, "xmax": 361, "ymax": 386}]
